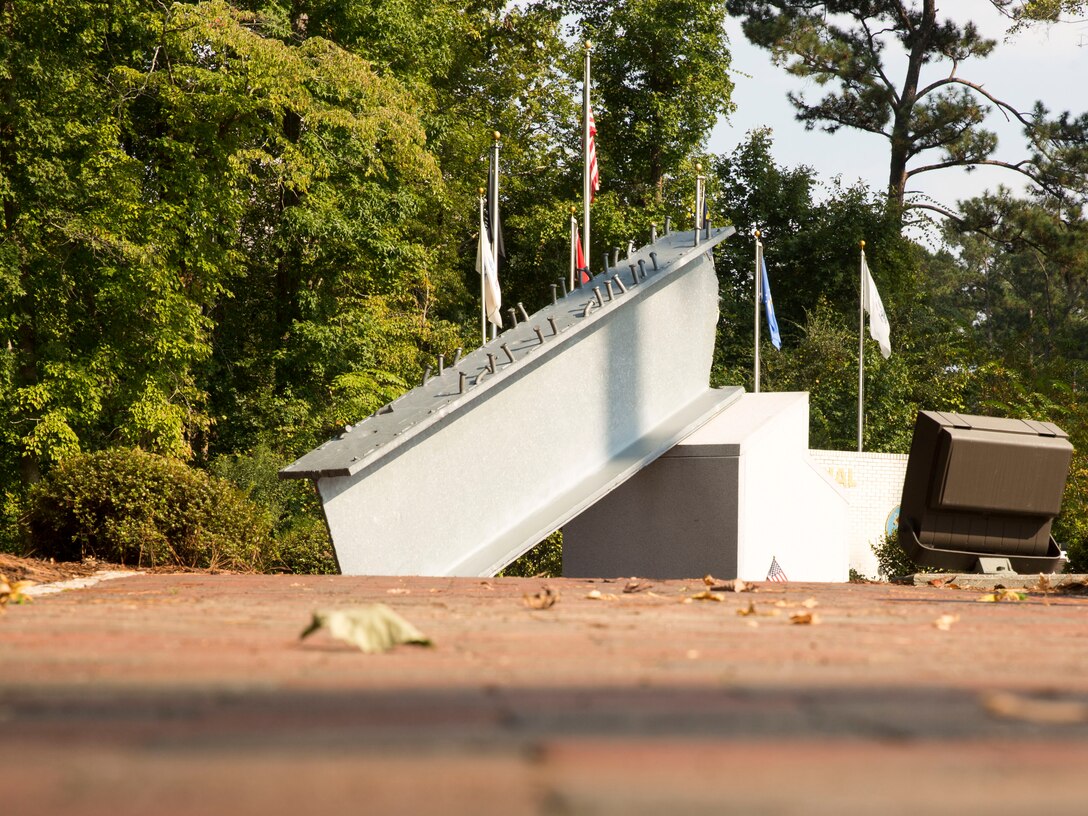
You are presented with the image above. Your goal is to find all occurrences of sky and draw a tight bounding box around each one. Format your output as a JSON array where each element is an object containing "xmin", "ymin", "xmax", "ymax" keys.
[{"xmin": 708, "ymin": 1, "xmax": 1088, "ymax": 219}]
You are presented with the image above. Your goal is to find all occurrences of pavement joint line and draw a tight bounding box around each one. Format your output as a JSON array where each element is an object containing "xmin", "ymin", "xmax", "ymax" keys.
[{"xmin": 23, "ymin": 570, "xmax": 143, "ymax": 596}]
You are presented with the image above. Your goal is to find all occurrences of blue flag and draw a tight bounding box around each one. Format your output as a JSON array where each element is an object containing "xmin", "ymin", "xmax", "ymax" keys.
[{"xmin": 761, "ymin": 254, "xmax": 782, "ymax": 350}]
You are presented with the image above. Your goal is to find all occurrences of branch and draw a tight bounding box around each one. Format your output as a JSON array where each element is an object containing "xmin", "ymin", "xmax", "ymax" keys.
[
  {"xmin": 904, "ymin": 199, "xmax": 1057, "ymax": 257},
  {"xmin": 907, "ymin": 120, "xmax": 976, "ymax": 156},
  {"xmin": 916, "ymin": 76, "xmax": 1037, "ymax": 130},
  {"xmin": 857, "ymin": 16, "xmax": 900, "ymax": 106},
  {"xmin": 891, "ymin": 0, "xmax": 915, "ymax": 34},
  {"xmin": 904, "ymin": 157, "xmax": 1066, "ymax": 200},
  {"xmin": 903, "ymin": 200, "xmax": 966, "ymax": 222},
  {"xmin": 790, "ymin": 93, "xmax": 890, "ymax": 137}
]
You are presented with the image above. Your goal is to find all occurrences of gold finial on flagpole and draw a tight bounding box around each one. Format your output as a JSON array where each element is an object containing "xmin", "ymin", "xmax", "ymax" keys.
[
  {"xmin": 493, "ymin": 131, "xmax": 501, "ymax": 142},
  {"xmin": 755, "ymin": 229, "xmax": 761, "ymax": 239},
  {"xmin": 860, "ymin": 239, "xmax": 866, "ymax": 249},
  {"xmin": 585, "ymin": 39, "xmax": 593, "ymax": 52},
  {"xmin": 479, "ymin": 187, "xmax": 485, "ymax": 197},
  {"xmin": 570, "ymin": 205, "xmax": 577, "ymax": 215},
  {"xmin": 695, "ymin": 162, "xmax": 702, "ymax": 173}
]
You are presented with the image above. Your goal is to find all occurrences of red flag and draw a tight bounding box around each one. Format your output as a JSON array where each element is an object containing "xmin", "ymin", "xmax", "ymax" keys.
[
  {"xmin": 588, "ymin": 106, "xmax": 600, "ymax": 202},
  {"xmin": 574, "ymin": 227, "xmax": 591, "ymax": 285},
  {"xmin": 575, "ymin": 227, "xmax": 590, "ymax": 284}
]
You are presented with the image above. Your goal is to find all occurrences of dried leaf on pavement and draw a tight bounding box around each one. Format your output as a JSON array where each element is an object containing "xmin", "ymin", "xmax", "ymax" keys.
[
  {"xmin": 525, "ymin": 587, "xmax": 559, "ymax": 609},
  {"xmin": 0, "ymin": 574, "xmax": 35, "ymax": 609},
  {"xmin": 934, "ymin": 614, "xmax": 959, "ymax": 631},
  {"xmin": 983, "ymin": 691, "xmax": 1088, "ymax": 724},
  {"xmin": 789, "ymin": 611, "xmax": 819, "ymax": 625},
  {"xmin": 706, "ymin": 578, "xmax": 752, "ymax": 593},
  {"xmin": 977, "ymin": 589, "xmax": 1027, "ymax": 603},
  {"xmin": 623, "ymin": 580, "xmax": 653, "ymax": 594},
  {"xmin": 800, "ymin": 598, "xmax": 819, "ymax": 609},
  {"xmin": 684, "ymin": 590, "xmax": 724, "ymax": 603},
  {"xmin": 299, "ymin": 605, "xmax": 432, "ymax": 653},
  {"xmin": 736, "ymin": 601, "xmax": 781, "ymax": 618},
  {"xmin": 584, "ymin": 589, "xmax": 618, "ymax": 601}
]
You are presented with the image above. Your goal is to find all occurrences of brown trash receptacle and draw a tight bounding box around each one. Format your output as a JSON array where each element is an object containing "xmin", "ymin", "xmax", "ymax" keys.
[{"xmin": 899, "ymin": 411, "xmax": 1073, "ymax": 573}]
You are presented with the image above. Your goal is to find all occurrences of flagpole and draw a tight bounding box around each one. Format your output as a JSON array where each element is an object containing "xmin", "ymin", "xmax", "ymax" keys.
[
  {"xmin": 583, "ymin": 40, "xmax": 592, "ymax": 279},
  {"xmin": 754, "ymin": 230, "xmax": 762, "ymax": 393},
  {"xmin": 570, "ymin": 207, "xmax": 577, "ymax": 292},
  {"xmin": 694, "ymin": 164, "xmax": 705, "ymax": 247},
  {"xmin": 858, "ymin": 240, "xmax": 866, "ymax": 452},
  {"xmin": 479, "ymin": 188, "xmax": 487, "ymax": 345},
  {"xmin": 490, "ymin": 131, "xmax": 501, "ymax": 341}
]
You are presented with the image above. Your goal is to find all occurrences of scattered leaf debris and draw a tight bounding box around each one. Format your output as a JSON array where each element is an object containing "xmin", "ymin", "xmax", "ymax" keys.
[
  {"xmin": 789, "ymin": 611, "xmax": 819, "ymax": 625},
  {"xmin": 800, "ymin": 598, "xmax": 819, "ymax": 609},
  {"xmin": 524, "ymin": 587, "xmax": 559, "ymax": 609},
  {"xmin": 705, "ymin": 576, "xmax": 752, "ymax": 593},
  {"xmin": 983, "ymin": 691, "xmax": 1088, "ymax": 724},
  {"xmin": 585, "ymin": 589, "xmax": 619, "ymax": 601},
  {"xmin": 0, "ymin": 574, "xmax": 35, "ymax": 610},
  {"xmin": 299, "ymin": 605, "xmax": 432, "ymax": 653},
  {"xmin": 682, "ymin": 590, "xmax": 724, "ymax": 603},
  {"xmin": 736, "ymin": 601, "xmax": 781, "ymax": 618},
  {"xmin": 1055, "ymin": 579, "xmax": 1088, "ymax": 596},
  {"xmin": 934, "ymin": 614, "xmax": 960, "ymax": 631},
  {"xmin": 977, "ymin": 589, "xmax": 1027, "ymax": 603},
  {"xmin": 623, "ymin": 579, "xmax": 653, "ymax": 594}
]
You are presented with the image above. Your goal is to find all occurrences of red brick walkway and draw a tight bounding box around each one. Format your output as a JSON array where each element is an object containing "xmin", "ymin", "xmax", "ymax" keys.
[{"xmin": 3, "ymin": 573, "xmax": 1088, "ymax": 814}]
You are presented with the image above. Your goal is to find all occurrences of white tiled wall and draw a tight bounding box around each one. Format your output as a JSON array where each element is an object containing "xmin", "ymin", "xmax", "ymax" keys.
[{"xmin": 809, "ymin": 449, "xmax": 908, "ymax": 578}]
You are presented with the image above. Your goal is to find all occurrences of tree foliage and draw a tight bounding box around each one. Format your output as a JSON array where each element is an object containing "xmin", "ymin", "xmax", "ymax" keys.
[
  {"xmin": 725, "ymin": 1, "xmax": 1067, "ymax": 214},
  {"xmin": 568, "ymin": 0, "xmax": 735, "ymax": 206}
]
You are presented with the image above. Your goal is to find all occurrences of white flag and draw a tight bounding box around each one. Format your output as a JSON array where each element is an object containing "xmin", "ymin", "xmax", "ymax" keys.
[
  {"xmin": 476, "ymin": 210, "xmax": 502, "ymax": 328},
  {"xmin": 861, "ymin": 251, "xmax": 891, "ymax": 359}
]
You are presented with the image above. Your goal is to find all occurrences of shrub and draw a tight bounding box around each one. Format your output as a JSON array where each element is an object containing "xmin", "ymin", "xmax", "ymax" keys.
[
  {"xmin": 210, "ymin": 445, "xmax": 338, "ymax": 574},
  {"xmin": 0, "ymin": 490, "xmax": 24, "ymax": 556},
  {"xmin": 871, "ymin": 530, "xmax": 918, "ymax": 579},
  {"xmin": 25, "ymin": 448, "xmax": 274, "ymax": 570},
  {"xmin": 1054, "ymin": 447, "xmax": 1088, "ymax": 572},
  {"xmin": 501, "ymin": 530, "xmax": 563, "ymax": 577}
]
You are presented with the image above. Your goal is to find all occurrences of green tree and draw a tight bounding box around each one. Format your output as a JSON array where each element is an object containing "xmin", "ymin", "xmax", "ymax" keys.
[
  {"xmin": 711, "ymin": 131, "xmax": 911, "ymax": 387},
  {"xmin": 0, "ymin": 0, "xmax": 466, "ymax": 478},
  {"xmin": 726, "ymin": 1, "xmax": 1052, "ymax": 213},
  {"xmin": 567, "ymin": 0, "xmax": 736, "ymax": 206},
  {"xmin": 950, "ymin": 191, "xmax": 1088, "ymax": 365},
  {"xmin": 1, "ymin": 0, "xmax": 216, "ymax": 485},
  {"xmin": 709, "ymin": 131, "xmax": 983, "ymax": 450},
  {"xmin": 1003, "ymin": 0, "xmax": 1088, "ymax": 26}
]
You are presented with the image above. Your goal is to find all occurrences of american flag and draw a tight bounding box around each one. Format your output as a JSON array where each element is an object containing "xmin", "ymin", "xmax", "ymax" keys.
[
  {"xmin": 766, "ymin": 556, "xmax": 788, "ymax": 582},
  {"xmin": 588, "ymin": 106, "xmax": 600, "ymax": 201}
]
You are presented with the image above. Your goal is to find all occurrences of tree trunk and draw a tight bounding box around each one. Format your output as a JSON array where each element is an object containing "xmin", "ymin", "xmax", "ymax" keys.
[{"xmin": 888, "ymin": 0, "xmax": 936, "ymax": 210}]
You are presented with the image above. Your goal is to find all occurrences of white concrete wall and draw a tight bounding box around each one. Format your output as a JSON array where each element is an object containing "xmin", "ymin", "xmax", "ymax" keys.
[
  {"xmin": 728, "ymin": 394, "xmax": 850, "ymax": 582},
  {"xmin": 808, "ymin": 449, "xmax": 909, "ymax": 578}
]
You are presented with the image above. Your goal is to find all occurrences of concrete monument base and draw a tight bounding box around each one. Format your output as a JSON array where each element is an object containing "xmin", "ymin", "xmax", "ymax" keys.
[{"xmin": 563, "ymin": 391, "xmax": 849, "ymax": 581}]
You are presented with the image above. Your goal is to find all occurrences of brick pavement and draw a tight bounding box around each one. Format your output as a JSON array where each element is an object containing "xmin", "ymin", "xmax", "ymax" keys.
[{"xmin": 3, "ymin": 572, "xmax": 1088, "ymax": 814}]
